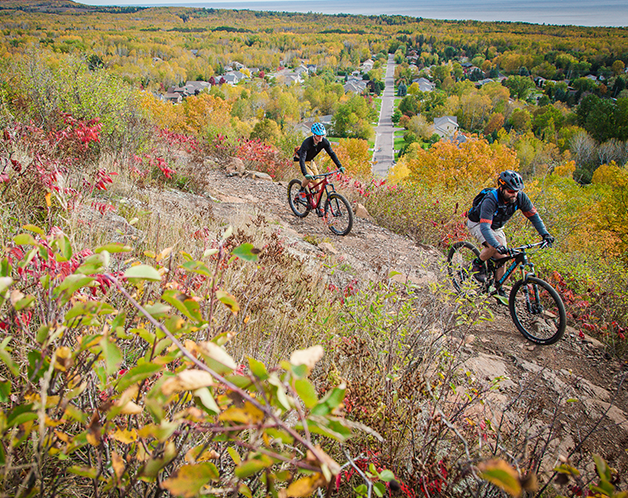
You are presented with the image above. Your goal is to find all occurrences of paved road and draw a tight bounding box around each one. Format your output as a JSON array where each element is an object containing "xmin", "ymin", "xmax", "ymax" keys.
[{"xmin": 372, "ymin": 54, "xmax": 396, "ymax": 177}]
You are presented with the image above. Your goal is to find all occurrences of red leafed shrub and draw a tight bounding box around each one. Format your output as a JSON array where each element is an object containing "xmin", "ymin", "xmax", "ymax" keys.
[{"xmin": 236, "ymin": 138, "xmax": 292, "ymax": 180}]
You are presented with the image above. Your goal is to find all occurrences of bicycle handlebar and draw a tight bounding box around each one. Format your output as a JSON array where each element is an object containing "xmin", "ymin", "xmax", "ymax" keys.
[
  {"xmin": 312, "ymin": 169, "xmax": 342, "ymax": 179},
  {"xmin": 507, "ymin": 240, "xmax": 548, "ymax": 256}
]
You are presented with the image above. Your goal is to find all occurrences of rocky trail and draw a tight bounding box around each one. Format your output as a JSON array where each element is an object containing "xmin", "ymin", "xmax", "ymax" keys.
[{"xmin": 199, "ymin": 167, "xmax": 628, "ymax": 479}]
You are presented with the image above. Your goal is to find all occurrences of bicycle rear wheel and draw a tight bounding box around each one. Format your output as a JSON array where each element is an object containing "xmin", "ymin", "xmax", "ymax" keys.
[
  {"xmin": 509, "ymin": 276, "xmax": 566, "ymax": 345},
  {"xmin": 288, "ymin": 179, "xmax": 310, "ymax": 218},
  {"xmin": 324, "ymin": 193, "xmax": 353, "ymax": 236},
  {"xmin": 447, "ymin": 241, "xmax": 482, "ymax": 293}
]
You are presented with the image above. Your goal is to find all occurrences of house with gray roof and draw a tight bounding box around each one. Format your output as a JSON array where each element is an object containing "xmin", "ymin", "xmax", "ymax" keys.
[
  {"xmin": 183, "ymin": 81, "xmax": 211, "ymax": 95},
  {"xmin": 297, "ymin": 115, "xmax": 334, "ymax": 136},
  {"xmin": 344, "ymin": 78, "xmax": 368, "ymax": 94},
  {"xmin": 413, "ymin": 77, "xmax": 435, "ymax": 92},
  {"xmin": 433, "ymin": 116, "xmax": 459, "ymax": 138}
]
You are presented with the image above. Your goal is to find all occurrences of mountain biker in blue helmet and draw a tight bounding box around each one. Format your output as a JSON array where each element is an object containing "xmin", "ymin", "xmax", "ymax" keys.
[
  {"xmin": 296, "ymin": 122, "xmax": 345, "ymax": 192},
  {"xmin": 466, "ymin": 170, "xmax": 554, "ymax": 286}
]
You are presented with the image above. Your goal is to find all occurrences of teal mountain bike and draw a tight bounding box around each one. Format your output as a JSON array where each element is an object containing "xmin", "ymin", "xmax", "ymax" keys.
[{"xmin": 447, "ymin": 240, "xmax": 566, "ymax": 345}]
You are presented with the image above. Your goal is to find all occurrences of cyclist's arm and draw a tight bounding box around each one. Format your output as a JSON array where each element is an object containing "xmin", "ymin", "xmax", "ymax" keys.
[
  {"xmin": 478, "ymin": 196, "xmax": 503, "ymax": 249},
  {"xmin": 298, "ymin": 138, "xmax": 311, "ymax": 176},
  {"xmin": 322, "ymin": 139, "xmax": 343, "ymax": 169},
  {"xmin": 479, "ymin": 222, "xmax": 503, "ymax": 249},
  {"xmin": 520, "ymin": 194, "xmax": 549, "ymax": 237}
]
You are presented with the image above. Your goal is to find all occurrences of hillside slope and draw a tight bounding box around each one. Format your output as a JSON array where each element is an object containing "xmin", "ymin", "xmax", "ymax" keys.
[{"xmin": 199, "ymin": 165, "xmax": 628, "ymax": 479}]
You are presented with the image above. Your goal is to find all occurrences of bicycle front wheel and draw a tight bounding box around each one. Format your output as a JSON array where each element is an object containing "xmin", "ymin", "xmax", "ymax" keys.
[
  {"xmin": 447, "ymin": 241, "xmax": 481, "ymax": 293},
  {"xmin": 288, "ymin": 179, "xmax": 309, "ymax": 218},
  {"xmin": 509, "ymin": 276, "xmax": 566, "ymax": 345},
  {"xmin": 324, "ymin": 193, "xmax": 353, "ymax": 236}
]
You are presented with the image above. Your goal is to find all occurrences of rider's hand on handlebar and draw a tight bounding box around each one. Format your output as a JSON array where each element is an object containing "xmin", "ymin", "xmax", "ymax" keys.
[
  {"xmin": 542, "ymin": 233, "xmax": 555, "ymax": 247},
  {"xmin": 495, "ymin": 245, "xmax": 511, "ymax": 256},
  {"xmin": 305, "ymin": 174, "xmax": 314, "ymax": 180},
  {"xmin": 339, "ymin": 166, "xmax": 345, "ymax": 173}
]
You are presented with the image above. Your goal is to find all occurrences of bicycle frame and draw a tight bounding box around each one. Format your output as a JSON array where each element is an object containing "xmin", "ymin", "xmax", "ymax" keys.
[
  {"xmin": 306, "ymin": 171, "xmax": 339, "ymax": 208},
  {"xmin": 487, "ymin": 241, "xmax": 546, "ymax": 290}
]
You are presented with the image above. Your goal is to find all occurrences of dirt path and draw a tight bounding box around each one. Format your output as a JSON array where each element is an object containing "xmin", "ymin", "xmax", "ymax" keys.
[{"xmin": 204, "ymin": 168, "xmax": 628, "ymax": 478}]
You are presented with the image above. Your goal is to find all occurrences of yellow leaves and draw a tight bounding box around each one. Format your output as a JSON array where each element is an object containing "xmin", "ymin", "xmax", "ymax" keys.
[
  {"xmin": 218, "ymin": 402, "xmax": 264, "ymax": 424},
  {"xmin": 185, "ymin": 445, "xmax": 220, "ymax": 463},
  {"xmin": 112, "ymin": 451, "xmax": 126, "ymax": 480},
  {"xmin": 216, "ymin": 290, "xmax": 240, "ymax": 314},
  {"xmin": 161, "ymin": 369, "xmax": 215, "ymax": 396},
  {"xmin": 54, "ymin": 346, "xmax": 73, "ymax": 372},
  {"xmin": 553, "ymin": 160, "xmax": 576, "ymax": 178},
  {"xmin": 284, "ymin": 473, "xmax": 326, "ymax": 497},
  {"xmin": 118, "ymin": 400, "xmax": 143, "ymax": 415},
  {"xmin": 404, "ymin": 137, "xmax": 515, "ymax": 191},
  {"xmin": 112, "ymin": 428, "xmax": 138, "ymax": 444},
  {"xmin": 87, "ymin": 411, "xmax": 101, "ymax": 447},
  {"xmin": 334, "ymin": 138, "xmax": 372, "ymax": 178},
  {"xmin": 198, "ymin": 341, "xmax": 237, "ymax": 373},
  {"xmin": 477, "ymin": 459, "xmax": 538, "ymax": 497},
  {"xmin": 161, "ymin": 462, "xmax": 220, "ymax": 497},
  {"xmin": 182, "ymin": 93, "xmax": 233, "ymax": 135},
  {"xmin": 289, "ymin": 345, "xmax": 324, "ymax": 371}
]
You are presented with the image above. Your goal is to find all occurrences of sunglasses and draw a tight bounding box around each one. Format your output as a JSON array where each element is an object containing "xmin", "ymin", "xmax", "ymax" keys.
[{"xmin": 505, "ymin": 189, "xmax": 518, "ymax": 194}]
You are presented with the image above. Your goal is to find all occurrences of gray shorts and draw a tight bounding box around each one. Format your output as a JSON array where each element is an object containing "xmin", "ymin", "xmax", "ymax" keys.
[{"xmin": 467, "ymin": 219, "xmax": 506, "ymax": 247}]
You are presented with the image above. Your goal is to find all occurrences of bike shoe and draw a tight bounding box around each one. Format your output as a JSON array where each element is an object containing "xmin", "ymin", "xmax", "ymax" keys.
[
  {"xmin": 471, "ymin": 259, "xmax": 487, "ymax": 283},
  {"xmin": 316, "ymin": 207, "xmax": 325, "ymax": 217}
]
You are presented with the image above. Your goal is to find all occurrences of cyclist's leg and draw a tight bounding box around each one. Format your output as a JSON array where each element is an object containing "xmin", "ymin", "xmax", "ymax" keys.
[
  {"xmin": 301, "ymin": 161, "xmax": 319, "ymax": 191},
  {"xmin": 467, "ymin": 221, "xmax": 508, "ymax": 281},
  {"xmin": 490, "ymin": 228, "xmax": 508, "ymax": 280}
]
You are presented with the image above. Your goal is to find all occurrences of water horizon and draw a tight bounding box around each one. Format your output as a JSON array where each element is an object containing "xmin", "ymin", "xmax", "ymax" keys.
[{"xmin": 80, "ymin": 0, "xmax": 628, "ymax": 27}]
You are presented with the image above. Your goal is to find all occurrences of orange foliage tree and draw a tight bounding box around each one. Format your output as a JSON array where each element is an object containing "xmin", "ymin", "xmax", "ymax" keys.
[
  {"xmin": 592, "ymin": 162, "xmax": 628, "ymax": 255},
  {"xmin": 139, "ymin": 92, "xmax": 233, "ymax": 137},
  {"xmin": 402, "ymin": 137, "xmax": 519, "ymax": 192},
  {"xmin": 182, "ymin": 94, "xmax": 233, "ymax": 136},
  {"xmin": 324, "ymin": 138, "xmax": 373, "ymax": 178}
]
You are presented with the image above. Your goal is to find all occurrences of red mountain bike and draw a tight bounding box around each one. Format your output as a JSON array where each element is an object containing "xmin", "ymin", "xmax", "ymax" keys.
[{"xmin": 287, "ymin": 170, "xmax": 354, "ymax": 236}]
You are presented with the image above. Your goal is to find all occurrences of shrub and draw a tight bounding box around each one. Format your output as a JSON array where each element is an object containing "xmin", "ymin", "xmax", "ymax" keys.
[{"xmin": 0, "ymin": 226, "xmax": 356, "ymax": 498}]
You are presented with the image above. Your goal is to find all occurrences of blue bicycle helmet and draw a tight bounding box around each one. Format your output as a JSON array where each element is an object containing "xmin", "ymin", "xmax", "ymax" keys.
[{"xmin": 311, "ymin": 122, "xmax": 326, "ymax": 136}]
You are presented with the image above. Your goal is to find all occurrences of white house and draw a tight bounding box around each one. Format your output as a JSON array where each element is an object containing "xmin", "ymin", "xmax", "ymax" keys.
[
  {"xmin": 360, "ymin": 59, "xmax": 374, "ymax": 73},
  {"xmin": 413, "ymin": 77, "xmax": 435, "ymax": 92},
  {"xmin": 433, "ymin": 116, "xmax": 459, "ymax": 138}
]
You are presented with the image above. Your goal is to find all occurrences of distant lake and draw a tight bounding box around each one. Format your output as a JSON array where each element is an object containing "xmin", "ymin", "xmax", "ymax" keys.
[{"xmin": 82, "ymin": 0, "xmax": 628, "ymax": 27}]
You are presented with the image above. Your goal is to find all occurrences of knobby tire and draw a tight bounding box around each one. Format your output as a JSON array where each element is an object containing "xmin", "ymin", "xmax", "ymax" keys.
[
  {"xmin": 509, "ymin": 276, "xmax": 566, "ymax": 345},
  {"xmin": 447, "ymin": 241, "xmax": 482, "ymax": 293},
  {"xmin": 287, "ymin": 179, "xmax": 309, "ymax": 218},
  {"xmin": 324, "ymin": 193, "xmax": 353, "ymax": 236}
]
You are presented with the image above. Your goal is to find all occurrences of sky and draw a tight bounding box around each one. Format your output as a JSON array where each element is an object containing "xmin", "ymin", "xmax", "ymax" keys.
[{"xmin": 77, "ymin": 0, "xmax": 628, "ymax": 27}]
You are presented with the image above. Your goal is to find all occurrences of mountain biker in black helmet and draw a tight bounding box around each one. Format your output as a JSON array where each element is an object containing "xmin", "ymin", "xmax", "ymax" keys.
[
  {"xmin": 297, "ymin": 122, "xmax": 344, "ymax": 193},
  {"xmin": 466, "ymin": 170, "xmax": 555, "ymax": 286}
]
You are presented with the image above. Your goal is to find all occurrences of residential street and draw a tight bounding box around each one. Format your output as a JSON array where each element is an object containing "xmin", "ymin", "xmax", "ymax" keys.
[{"xmin": 372, "ymin": 53, "xmax": 396, "ymax": 177}]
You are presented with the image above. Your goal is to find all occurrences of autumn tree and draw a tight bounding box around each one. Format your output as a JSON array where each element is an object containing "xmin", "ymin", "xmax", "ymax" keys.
[
  {"xmin": 250, "ymin": 118, "xmax": 281, "ymax": 144},
  {"xmin": 508, "ymin": 107, "xmax": 532, "ymax": 133},
  {"xmin": 331, "ymin": 94, "xmax": 375, "ymax": 140},
  {"xmin": 484, "ymin": 112, "xmax": 505, "ymax": 135},
  {"xmin": 592, "ymin": 162, "xmax": 628, "ymax": 256},
  {"xmin": 327, "ymin": 138, "xmax": 372, "ymax": 177},
  {"xmin": 402, "ymin": 137, "xmax": 519, "ymax": 191},
  {"xmin": 503, "ymin": 75, "xmax": 535, "ymax": 100}
]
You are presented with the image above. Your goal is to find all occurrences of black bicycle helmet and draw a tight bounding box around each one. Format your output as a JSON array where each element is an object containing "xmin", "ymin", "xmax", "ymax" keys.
[{"xmin": 497, "ymin": 170, "xmax": 524, "ymax": 191}]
